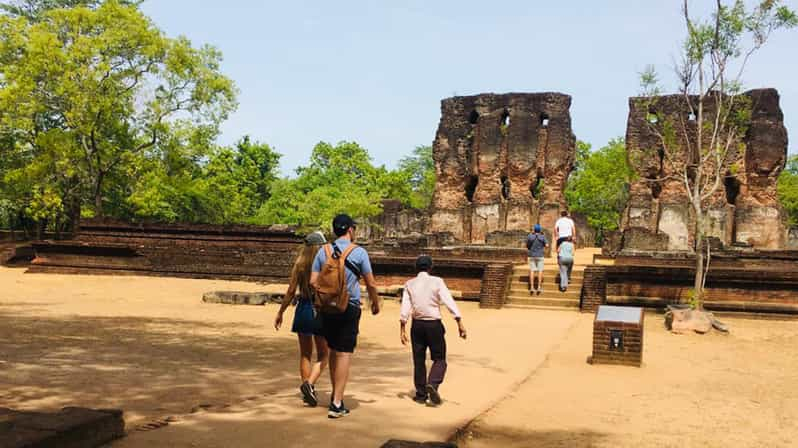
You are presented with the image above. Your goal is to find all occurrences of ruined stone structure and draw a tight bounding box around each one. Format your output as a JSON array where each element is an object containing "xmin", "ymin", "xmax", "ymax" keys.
[
  {"xmin": 429, "ymin": 93, "xmax": 576, "ymax": 244},
  {"xmin": 622, "ymin": 88, "xmax": 788, "ymax": 251}
]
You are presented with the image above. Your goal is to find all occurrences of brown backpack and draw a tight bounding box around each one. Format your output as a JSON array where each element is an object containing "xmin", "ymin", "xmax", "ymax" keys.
[{"xmin": 314, "ymin": 243, "xmax": 359, "ymax": 313}]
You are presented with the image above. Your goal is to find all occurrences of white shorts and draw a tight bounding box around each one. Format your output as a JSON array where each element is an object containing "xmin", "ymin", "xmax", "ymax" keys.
[{"xmin": 529, "ymin": 257, "xmax": 545, "ymax": 272}]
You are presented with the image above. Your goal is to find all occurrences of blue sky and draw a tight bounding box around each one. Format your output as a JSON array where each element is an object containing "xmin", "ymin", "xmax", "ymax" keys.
[{"xmin": 140, "ymin": 1, "xmax": 798, "ymax": 176}]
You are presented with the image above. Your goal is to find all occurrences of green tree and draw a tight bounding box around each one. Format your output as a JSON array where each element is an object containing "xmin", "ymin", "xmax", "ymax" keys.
[
  {"xmin": 778, "ymin": 155, "xmax": 798, "ymax": 226},
  {"xmin": 396, "ymin": 145, "xmax": 435, "ymax": 209},
  {"xmin": 640, "ymin": 0, "xmax": 797, "ymax": 310},
  {"xmin": 253, "ymin": 141, "xmax": 395, "ymax": 228},
  {"xmin": 126, "ymin": 132, "xmax": 280, "ymax": 224},
  {"xmin": 566, "ymin": 138, "xmax": 632, "ymax": 244},
  {"xmin": 0, "ymin": 1, "xmax": 237, "ymax": 229},
  {"xmin": 0, "ymin": 0, "xmax": 141, "ymax": 20}
]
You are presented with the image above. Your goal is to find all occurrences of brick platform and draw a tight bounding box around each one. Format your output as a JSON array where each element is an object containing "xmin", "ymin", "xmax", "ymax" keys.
[
  {"xmin": 0, "ymin": 407, "xmax": 124, "ymax": 448},
  {"xmin": 589, "ymin": 305, "xmax": 644, "ymax": 367}
]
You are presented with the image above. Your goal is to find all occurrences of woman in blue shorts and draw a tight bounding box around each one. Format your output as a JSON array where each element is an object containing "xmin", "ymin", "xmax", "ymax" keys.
[{"xmin": 275, "ymin": 231, "xmax": 329, "ymax": 407}]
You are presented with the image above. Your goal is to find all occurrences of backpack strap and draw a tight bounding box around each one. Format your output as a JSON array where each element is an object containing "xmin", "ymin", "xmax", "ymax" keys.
[{"xmin": 332, "ymin": 242, "xmax": 362, "ymax": 279}]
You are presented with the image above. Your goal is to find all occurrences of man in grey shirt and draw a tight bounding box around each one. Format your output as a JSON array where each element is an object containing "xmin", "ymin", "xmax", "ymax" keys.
[{"xmin": 526, "ymin": 224, "xmax": 548, "ymax": 294}]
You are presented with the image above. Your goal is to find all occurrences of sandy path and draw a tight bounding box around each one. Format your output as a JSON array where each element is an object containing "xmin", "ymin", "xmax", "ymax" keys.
[
  {"xmin": 0, "ymin": 267, "xmax": 578, "ymax": 447},
  {"xmin": 458, "ymin": 313, "xmax": 798, "ymax": 448}
]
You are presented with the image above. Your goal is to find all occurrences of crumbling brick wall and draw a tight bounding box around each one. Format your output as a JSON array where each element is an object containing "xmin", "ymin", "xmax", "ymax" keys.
[
  {"xmin": 429, "ymin": 93, "xmax": 576, "ymax": 244},
  {"xmin": 622, "ymin": 88, "xmax": 788, "ymax": 251}
]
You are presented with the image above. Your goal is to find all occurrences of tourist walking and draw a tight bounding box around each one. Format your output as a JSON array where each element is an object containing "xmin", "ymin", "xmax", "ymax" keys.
[
  {"xmin": 554, "ymin": 210, "xmax": 576, "ymax": 249},
  {"xmin": 274, "ymin": 231, "xmax": 330, "ymax": 407},
  {"xmin": 526, "ymin": 224, "xmax": 548, "ymax": 295},
  {"xmin": 558, "ymin": 236, "xmax": 575, "ymax": 292},
  {"xmin": 310, "ymin": 214, "xmax": 381, "ymax": 419},
  {"xmin": 400, "ymin": 255, "xmax": 467, "ymax": 406}
]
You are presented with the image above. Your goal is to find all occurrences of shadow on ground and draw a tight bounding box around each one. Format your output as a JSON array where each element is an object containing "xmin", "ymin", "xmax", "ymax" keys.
[{"xmin": 0, "ymin": 309, "xmax": 411, "ymax": 428}]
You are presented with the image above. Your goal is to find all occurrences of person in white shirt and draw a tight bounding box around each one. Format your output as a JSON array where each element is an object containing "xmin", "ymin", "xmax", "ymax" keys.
[
  {"xmin": 400, "ymin": 255, "xmax": 467, "ymax": 406},
  {"xmin": 554, "ymin": 210, "xmax": 576, "ymax": 249}
]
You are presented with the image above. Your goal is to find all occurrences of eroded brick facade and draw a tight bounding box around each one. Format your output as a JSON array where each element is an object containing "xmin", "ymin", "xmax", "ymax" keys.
[
  {"xmin": 622, "ymin": 88, "xmax": 788, "ymax": 251},
  {"xmin": 429, "ymin": 93, "xmax": 576, "ymax": 244}
]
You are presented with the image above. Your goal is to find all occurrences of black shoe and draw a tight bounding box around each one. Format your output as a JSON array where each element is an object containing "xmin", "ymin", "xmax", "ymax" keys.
[
  {"xmin": 300, "ymin": 382, "xmax": 317, "ymax": 407},
  {"xmin": 328, "ymin": 402, "xmax": 350, "ymax": 419},
  {"xmin": 412, "ymin": 395, "xmax": 427, "ymax": 404},
  {"xmin": 426, "ymin": 384, "xmax": 441, "ymax": 406}
]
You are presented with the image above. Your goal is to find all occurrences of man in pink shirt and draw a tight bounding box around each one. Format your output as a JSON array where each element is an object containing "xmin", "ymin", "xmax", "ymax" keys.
[{"xmin": 400, "ymin": 255, "xmax": 467, "ymax": 406}]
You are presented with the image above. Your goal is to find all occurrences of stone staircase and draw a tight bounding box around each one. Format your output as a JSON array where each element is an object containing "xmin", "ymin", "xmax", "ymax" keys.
[{"xmin": 504, "ymin": 248, "xmax": 599, "ymax": 311}]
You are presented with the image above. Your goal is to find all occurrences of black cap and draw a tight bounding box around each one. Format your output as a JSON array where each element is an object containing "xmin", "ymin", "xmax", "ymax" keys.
[
  {"xmin": 332, "ymin": 214, "xmax": 357, "ymax": 237},
  {"xmin": 415, "ymin": 255, "xmax": 433, "ymax": 272}
]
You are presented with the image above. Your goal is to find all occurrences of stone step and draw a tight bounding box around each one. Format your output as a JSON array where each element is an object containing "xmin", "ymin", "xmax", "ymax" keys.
[
  {"xmin": 506, "ymin": 291, "xmax": 582, "ymax": 302},
  {"xmin": 509, "ymin": 285, "xmax": 582, "ymax": 295},
  {"xmin": 504, "ymin": 303, "xmax": 581, "ymax": 312},
  {"xmin": 505, "ymin": 297, "xmax": 580, "ymax": 307},
  {"xmin": 513, "ymin": 265, "xmax": 588, "ymax": 273},
  {"xmin": 512, "ymin": 271, "xmax": 584, "ymax": 278}
]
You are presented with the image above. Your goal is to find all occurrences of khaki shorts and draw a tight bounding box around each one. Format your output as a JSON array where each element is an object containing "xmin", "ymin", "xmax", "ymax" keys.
[{"xmin": 529, "ymin": 257, "xmax": 545, "ymax": 272}]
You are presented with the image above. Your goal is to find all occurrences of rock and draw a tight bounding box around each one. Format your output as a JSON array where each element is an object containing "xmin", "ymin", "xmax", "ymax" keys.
[
  {"xmin": 665, "ymin": 306, "xmax": 713, "ymax": 334},
  {"xmin": 0, "ymin": 407, "xmax": 124, "ymax": 448}
]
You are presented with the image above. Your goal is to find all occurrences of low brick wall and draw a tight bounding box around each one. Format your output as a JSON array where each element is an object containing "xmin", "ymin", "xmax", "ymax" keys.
[
  {"xmin": 29, "ymin": 220, "xmax": 303, "ymax": 282},
  {"xmin": 479, "ymin": 263, "xmax": 513, "ymax": 309},
  {"xmin": 581, "ymin": 252, "xmax": 798, "ymax": 315},
  {"xmin": 580, "ymin": 266, "xmax": 607, "ymax": 313}
]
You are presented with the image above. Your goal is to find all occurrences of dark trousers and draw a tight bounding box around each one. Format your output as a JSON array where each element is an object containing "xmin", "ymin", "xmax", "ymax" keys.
[{"xmin": 411, "ymin": 319, "xmax": 447, "ymax": 398}]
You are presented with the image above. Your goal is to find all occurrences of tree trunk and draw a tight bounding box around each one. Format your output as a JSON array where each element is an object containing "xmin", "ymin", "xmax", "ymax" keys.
[
  {"xmin": 94, "ymin": 172, "xmax": 104, "ymax": 218},
  {"xmin": 692, "ymin": 200, "xmax": 705, "ymax": 311}
]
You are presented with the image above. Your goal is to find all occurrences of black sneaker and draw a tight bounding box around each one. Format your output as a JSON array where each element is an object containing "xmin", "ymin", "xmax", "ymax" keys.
[
  {"xmin": 426, "ymin": 384, "xmax": 441, "ymax": 406},
  {"xmin": 300, "ymin": 382, "xmax": 317, "ymax": 407},
  {"xmin": 412, "ymin": 395, "xmax": 427, "ymax": 404},
  {"xmin": 328, "ymin": 402, "xmax": 350, "ymax": 419}
]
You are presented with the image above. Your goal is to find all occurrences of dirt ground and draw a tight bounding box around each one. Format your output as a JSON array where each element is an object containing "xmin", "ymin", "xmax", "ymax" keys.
[{"xmin": 1, "ymin": 266, "xmax": 797, "ymax": 447}]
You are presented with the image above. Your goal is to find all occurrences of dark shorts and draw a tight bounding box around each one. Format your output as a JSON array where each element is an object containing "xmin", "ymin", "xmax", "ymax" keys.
[
  {"xmin": 291, "ymin": 298, "xmax": 323, "ymax": 336},
  {"xmin": 320, "ymin": 304, "xmax": 361, "ymax": 353}
]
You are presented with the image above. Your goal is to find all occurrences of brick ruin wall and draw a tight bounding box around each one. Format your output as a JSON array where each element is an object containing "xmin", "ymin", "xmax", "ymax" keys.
[
  {"xmin": 622, "ymin": 88, "xmax": 789, "ymax": 251},
  {"xmin": 29, "ymin": 219, "xmax": 303, "ymax": 282},
  {"xmin": 428, "ymin": 93, "xmax": 576, "ymax": 245},
  {"xmin": 580, "ymin": 252, "xmax": 798, "ymax": 315},
  {"xmin": 24, "ymin": 220, "xmax": 515, "ymax": 306}
]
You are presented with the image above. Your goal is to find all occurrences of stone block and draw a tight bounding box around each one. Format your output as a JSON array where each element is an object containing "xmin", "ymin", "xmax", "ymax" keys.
[
  {"xmin": 0, "ymin": 407, "xmax": 124, "ymax": 448},
  {"xmin": 202, "ymin": 291, "xmax": 275, "ymax": 305},
  {"xmin": 622, "ymin": 227, "xmax": 669, "ymax": 252}
]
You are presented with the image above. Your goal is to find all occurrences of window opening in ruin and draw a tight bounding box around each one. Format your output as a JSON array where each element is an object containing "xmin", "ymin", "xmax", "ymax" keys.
[
  {"xmin": 469, "ymin": 110, "xmax": 480, "ymax": 124},
  {"xmin": 465, "ymin": 175, "xmax": 479, "ymax": 203},
  {"xmin": 540, "ymin": 113, "xmax": 550, "ymax": 128},
  {"xmin": 647, "ymin": 107, "xmax": 658, "ymax": 124},
  {"xmin": 530, "ymin": 174, "xmax": 543, "ymax": 199},
  {"xmin": 501, "ymin": 176, "xmax": 510, "ymax": 201},
  {"xmin": 500, "ymin": 110, "xmax": 510, "ymax": 136},
  {"xmin": 724, "ymin": 175, "xmax": 740, "ymax": 205},
  {"xmin": 650, "ymin": 181, "xmax": 662, "ymax": 199}
]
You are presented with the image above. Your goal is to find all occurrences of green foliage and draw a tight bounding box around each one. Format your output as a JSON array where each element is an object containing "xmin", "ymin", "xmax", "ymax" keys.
[
  {"xmin": 396, "ymin": 145, "xmax": 435, "ymax": 209},
  {"xmin": 0, "ymin": 0, "xmax": 141, "ymax": 20},
  {"xmin": 565, "ymin": 138, "xmax": 632, "ymax": 244},
  {"xmin": 0, "ymin": 0, "xmax": 237, "ymax": 230},
  {"xmin": 252, "ymin": 141, "xmax": 426, "ymax": 228},
  {"xmin": 778, "ymin": 155, "xmax": 798, "ymax": 226}
]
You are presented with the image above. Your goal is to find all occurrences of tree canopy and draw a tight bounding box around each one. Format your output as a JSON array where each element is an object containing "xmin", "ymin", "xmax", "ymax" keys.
[
  {"xmin": 252, "ymin": 141, "xmax": 432, "ymax": 229},
  {"xmin": 0, "ymin": 0, "xmax": 236, "ymax": 233},
  {"xmin": 565, "ymin": 138, "xmax": 632, "ymax": 244},
  {"xmin": 778, "ymin": 155, "xmax": 798, "ymax": 227}
]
